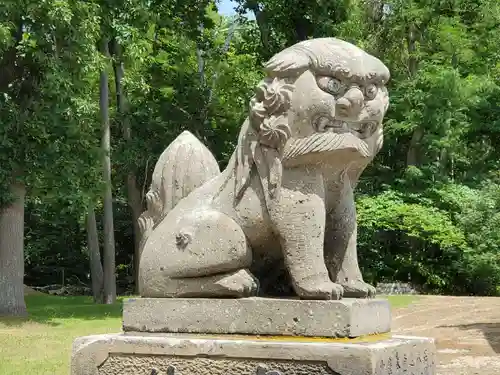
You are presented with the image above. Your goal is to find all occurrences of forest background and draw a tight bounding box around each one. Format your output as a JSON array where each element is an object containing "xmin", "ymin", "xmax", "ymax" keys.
[{"xmin": 1, "ymin": 0, "xmax": 499, "ymax": 315}]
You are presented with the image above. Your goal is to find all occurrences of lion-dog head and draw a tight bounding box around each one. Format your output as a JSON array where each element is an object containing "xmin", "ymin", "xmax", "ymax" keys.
[{"xmin": 234, "ymin": 38, "xmax": 390, "ymax": 209}]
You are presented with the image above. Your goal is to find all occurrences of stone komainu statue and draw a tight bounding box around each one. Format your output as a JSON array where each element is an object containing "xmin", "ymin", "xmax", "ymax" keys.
[{"xmin": 137, "ymin": 37, "xmax": 390, "ymax": 300}]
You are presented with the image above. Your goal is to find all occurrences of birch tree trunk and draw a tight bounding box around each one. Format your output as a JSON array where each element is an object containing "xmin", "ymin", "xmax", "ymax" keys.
[
  {"xmin": 246, "ymin": 1, "xmax": 271, "ymax": 54},
  {"xmin": 112, "ymin": 41, "xmax": 143, "ymax": 291},
  {"xmin": 100, "ymin": 38, "xmax": 116, "ymax": 304},
  {"xmin": 406, "ymin": 24, "xmax": 423, "ymax": 167},
  {"xmin": 0, "ymin": 181, "xmax": 27, "ymax": 316},
  {"xmin": 86, "ymin": 205, "xmax": 104, "ymax": 303}
]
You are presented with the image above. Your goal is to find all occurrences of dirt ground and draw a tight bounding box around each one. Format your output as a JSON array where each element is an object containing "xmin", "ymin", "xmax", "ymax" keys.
[{"xmin": 392, "ymin": 296, "xmax": 500, "ymax": 375}]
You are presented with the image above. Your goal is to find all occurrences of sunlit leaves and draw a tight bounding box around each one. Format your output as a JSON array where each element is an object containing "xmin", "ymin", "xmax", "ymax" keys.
[{"xmin": 0, "ymin": 0, "xmax": 103, "ymax": 206}]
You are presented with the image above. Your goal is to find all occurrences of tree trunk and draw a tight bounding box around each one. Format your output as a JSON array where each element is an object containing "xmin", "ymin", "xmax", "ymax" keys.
[
  {"xmin": 127, "ymin": 174, "xmax": 143, "ymax": 289},
  {"xmin": 291, "ymin": 2, "xmax": 309, "ymax": 43},
  {"xmin": 405, "ymin": 24, "xmax": 423, "ymax": 168},
  {"xmin": 100, "ymin": 38, "xmax": 116, "ymax": 304},
  {"xmin": 112, "ymin": 40, "xmax": 143, "ymax": 292},
  {"xmin": 404, "ymin": 23, "xmax": 422, "ymax": 256},
  {"xmin": 293, "ymin": 19, "xmax": 308, "ymax": 42},
  {"xmin": 407, "ymin": 24, "xmax": 418, "ymax": 76},
  {"xmin": 246, "ymin": 1, "xmax": 272, "ymax": 56},
  {"xmin": 86, "ymin": 205, "xmax": 104, "ymax": 303},
  {"xmin": 0, "ymin": 181, "xmax": 27, "ymax": 316},
  {"xmin": 196, "ymin": 24, "xmax": 205, "ymax": 87},
  {"xmin": 406, "ymin": 126, "xmax": 424, "ymax": 166},
  {"xmin": 439, "ymin": 148, "xmax": 448, "ymax": 175},
  {"xmin": 202, "ymin": 19, "xmax": 238, "ymax": 129}
]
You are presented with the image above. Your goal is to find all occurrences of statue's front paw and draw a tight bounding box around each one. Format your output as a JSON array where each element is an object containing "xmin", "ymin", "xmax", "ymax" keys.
[
  {"xmin": 296, "ymin": 280, "xmax": 344, "ymax": 300},
  {"xmin": 341, "ymin": 280, "xmax": 376, "ymax": 298}
]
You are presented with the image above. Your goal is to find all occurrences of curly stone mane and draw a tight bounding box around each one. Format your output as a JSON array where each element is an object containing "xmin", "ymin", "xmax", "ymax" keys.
[{"xmin": 234, "ymin": 76, "xmax": 295, "ymax": 206}]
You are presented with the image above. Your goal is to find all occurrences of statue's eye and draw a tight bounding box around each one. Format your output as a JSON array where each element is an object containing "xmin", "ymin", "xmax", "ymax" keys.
[
  {"xmin": 317, "ymin": 76, "xmax": 343, "ymax": 96},
  {"xmin": 364, "ymin": 84, "xmax": 378, "ymax": 100},
  {"xmin": 327, "ymin": 78, "xmax": 342, "ymax": 94}
]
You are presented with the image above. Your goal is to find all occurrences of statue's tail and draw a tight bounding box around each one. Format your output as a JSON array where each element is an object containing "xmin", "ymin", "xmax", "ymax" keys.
[{"xmin": 137, "ymin": 130, "xmax": 220, "ymax": 252}]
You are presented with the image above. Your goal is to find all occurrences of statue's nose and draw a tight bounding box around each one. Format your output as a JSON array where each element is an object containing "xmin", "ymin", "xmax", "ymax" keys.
[{"xmin": 335, "ymin": 87, "xmax": 364, "ymax": 118}]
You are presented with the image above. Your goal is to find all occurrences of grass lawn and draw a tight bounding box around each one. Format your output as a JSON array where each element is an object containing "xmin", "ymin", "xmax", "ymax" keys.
[
  {"xmin": 0, "ymin": 293, "xmax": 419, "ymax": 375},
  {"xmin": 381, "ymin": 294, "xmax": 419, "ymax": 308}
]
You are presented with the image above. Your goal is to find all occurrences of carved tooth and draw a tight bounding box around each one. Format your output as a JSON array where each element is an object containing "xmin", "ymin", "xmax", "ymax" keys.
[
  {"xmin": 350, "ymin": 122, "xmax": 362, "ymax": 131},
  {"xmin": 364, "ymin": 121, "xmax": 377, "ymax": 133},
  {"xmin": 331, "ymin": 120, "xmax": 342, "ymax": 128}
]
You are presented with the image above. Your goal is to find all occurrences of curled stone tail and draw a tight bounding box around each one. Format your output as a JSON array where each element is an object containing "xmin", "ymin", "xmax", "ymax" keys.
[{"xmin": 138, "ymin": 131, "xmax": 220, "ymax": 253}]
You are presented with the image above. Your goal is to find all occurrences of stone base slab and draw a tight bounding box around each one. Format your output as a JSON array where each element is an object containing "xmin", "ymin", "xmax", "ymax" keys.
[
  {"xmin": 71, "ymin": 332, "xmax": 436, "ymax": 375},
  {"xmin": 122, "ymin": 297, "xmax": 391, "ymax": 338}
]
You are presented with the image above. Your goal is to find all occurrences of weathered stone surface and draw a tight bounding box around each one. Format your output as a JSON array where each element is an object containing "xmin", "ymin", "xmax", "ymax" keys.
[
  {"xmin": 71, "ymin": 333, "xmax": 436, "ymax": 375},
  {"xmin": 122, "ymin": 297, "xmax": 391, "ymax": 338},
  {"xmin": 137, "ymin": 37, "xmax": 391, "ymax": 300}
]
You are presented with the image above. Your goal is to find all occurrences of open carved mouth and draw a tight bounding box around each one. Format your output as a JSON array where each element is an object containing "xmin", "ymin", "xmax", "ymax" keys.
[{"xmin": 313, "ymin": 116, "xmax": 378, "ymax": 139}]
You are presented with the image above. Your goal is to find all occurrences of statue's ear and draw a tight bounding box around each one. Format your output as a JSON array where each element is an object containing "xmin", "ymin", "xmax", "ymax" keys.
[
  {"xmin": 235, "ymin": 77, "xmax": 294, "ymax": 207},
  {"xmin": 255, "ymin": 115, "xmax": 290, "ymax": 203},
  {"xmin": 235, "ymin": 119, "xmax": 258, "ymax": 201},
  {"xmin": 253, "ymin": 145, "xmax": 283, "ymax": 209},
  {"xmin": 235, "ymin": 115, "xmax": 290, "ymax": 210}
]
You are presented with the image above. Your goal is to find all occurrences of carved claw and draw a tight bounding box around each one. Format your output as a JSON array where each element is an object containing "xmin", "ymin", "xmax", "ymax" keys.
[
  {"xmin": 341, "ymin": 280, "xmax": 376, "ymax": 298},
  {"xmin": 215, "ymin": 269, "xmax": 259, "ymax": 297},
  {"xmin": 296, "ymin": 280, "xmax": 344, "ymax": 300},
  {"xmin": 145, "ymin": 190, "xmax": 162, "ymax": 219},
  {"xmin": 138, "ymin": 213, "xmax": 154, "ymax": 236}
]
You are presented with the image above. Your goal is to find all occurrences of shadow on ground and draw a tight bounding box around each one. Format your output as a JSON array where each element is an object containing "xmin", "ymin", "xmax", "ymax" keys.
[
  {"xmin": 438, "ymin": 322, "xmax": 500, "ymax": 354},
  {"xmin": 0, "ymin": 295, "xmax": 125, "ymax": 327}
]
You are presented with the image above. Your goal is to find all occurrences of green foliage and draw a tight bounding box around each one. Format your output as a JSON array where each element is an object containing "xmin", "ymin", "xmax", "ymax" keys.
[
  {"xmin": 0, "ymin": 0, "xmax": 103, "ymax": 204},
  {"xmin": 357, "ymin": 180, "xmax": 500, "ymax": 295},
  {"xmin": 431, "ymin": 182, "xmax": 500, "ymax": 295},
  {"xmin": 343, "ymin": 0, "xmax": 500, "ymax": 295},
  {"xmin": 234, "ymin": 0, "xmax": 351, "ymax": 62},
  {"xmin": 357, "ymin": 190, "xmax": 467, "ymax": 292}
]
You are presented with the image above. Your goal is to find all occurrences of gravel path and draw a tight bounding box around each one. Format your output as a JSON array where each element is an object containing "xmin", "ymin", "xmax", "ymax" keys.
[{"xmin": 392, "ymin": 296, "xmax": 500, "ymax": 375}]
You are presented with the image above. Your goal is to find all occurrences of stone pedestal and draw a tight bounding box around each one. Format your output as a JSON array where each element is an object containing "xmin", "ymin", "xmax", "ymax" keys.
[
  {"xmin": 72, "ymin": 332, "xmax": 436, "ymax": 375},
  {"xmin": 71, "ymin": 297, "xmax": 437, "ymax": 375},
  {"xmin": 122, "ymin": 297, "xmax": 392, "ymax": 338}
]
